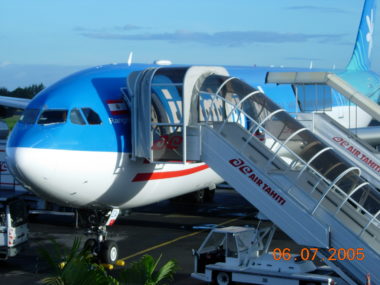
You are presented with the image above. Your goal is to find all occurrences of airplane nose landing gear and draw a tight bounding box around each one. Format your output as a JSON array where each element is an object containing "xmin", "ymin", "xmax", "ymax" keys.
[{"xmin": 78, "ymin": 208, "xmax": 120, "ymax": 264}]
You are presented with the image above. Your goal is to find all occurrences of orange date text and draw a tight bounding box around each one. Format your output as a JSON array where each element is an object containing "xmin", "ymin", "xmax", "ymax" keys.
[{"xmin": 272, "ymin": 247, "xmax": 365, "ymax": 261}]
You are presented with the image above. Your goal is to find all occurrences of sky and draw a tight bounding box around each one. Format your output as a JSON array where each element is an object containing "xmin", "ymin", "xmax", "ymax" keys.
[{"xmin": 1, "ymin": 0, "xmax": 379, "ymax": 90}]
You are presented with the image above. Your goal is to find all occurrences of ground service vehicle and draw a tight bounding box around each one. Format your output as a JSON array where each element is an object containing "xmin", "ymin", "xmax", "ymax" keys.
[
  {"xmin": 192, "ymin": 225, "xmax": 345, "ymax": 285},
  {"xmin": 0, "ymin": 191, "xmax": 29, "ymax": 259}
]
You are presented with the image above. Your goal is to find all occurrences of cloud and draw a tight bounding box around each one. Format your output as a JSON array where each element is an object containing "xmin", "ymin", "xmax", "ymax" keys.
[
  {"xmin": 285, "ymin": 5, "xmax": 346, "ymax": 13},
  {"xmin": 0, "ymin": 61, "xmax": 12, "ymax": 68},
  {"xmin": 74, "ymin": 24, "xmax": 145, "ymax": 33},
  {"xmin": 79, "ymin": 30, "xmax": 347, "ymax": 47},
  {"xmin": 73, "ymin": 26, "xmax": 96, "ymax": 32},
  {"xmin": 114, "ymin": 24, "xmax": 145, "ymax": 31}
]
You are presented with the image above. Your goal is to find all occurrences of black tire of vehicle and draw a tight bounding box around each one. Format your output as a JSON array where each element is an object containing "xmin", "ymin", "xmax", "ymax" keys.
[
  {"xmin": 216, "ymin": 271, "xmax": 231, "ymax": 285},
  {"xmin": 83, "ymin": 238, "xmax": 97, "ymax": 252},
  {"xmin": 100, "ymin": 240, "xmax": 118, "ymax": 264}
]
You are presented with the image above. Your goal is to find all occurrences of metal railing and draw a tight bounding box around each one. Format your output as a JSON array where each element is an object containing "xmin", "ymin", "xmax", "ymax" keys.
[{"xmin": 198, "ymin": 89, "xmax": 380, "ymax": 253}]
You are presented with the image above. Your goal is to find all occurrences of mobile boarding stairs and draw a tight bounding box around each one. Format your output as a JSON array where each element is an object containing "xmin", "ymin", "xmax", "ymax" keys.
[
  {"xmin": 266, "ymin": 71, "xmax": 380, "ymax": 191},
  {"xmin": 125, "ymin": 66, "xmax": 380, "ymax": 285}
]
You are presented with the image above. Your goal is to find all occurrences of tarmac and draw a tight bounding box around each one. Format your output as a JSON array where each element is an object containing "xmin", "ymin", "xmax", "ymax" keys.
[{"xmin": 0, "ymin": 189, "xmax": 302, "ymax": 284}]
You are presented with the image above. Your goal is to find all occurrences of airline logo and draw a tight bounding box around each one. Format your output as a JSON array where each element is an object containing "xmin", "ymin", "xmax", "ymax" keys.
[
  {"xmin": 366, "ymin": 9, "xmax": 374, "ymax": 57},
  {"xmin": 107, "ymin": 100, "xmax": 128, "ymax": 116},
  {"xmin": 229, "ymin": 158, "xmax": 286, "ymax": 205}
]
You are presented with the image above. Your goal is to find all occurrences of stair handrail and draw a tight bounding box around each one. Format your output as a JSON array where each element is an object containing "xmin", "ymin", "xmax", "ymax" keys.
[
  {"xmin": 311, "ymin": 166, "xmax": 361, "ymax": 215},
  {"xmin": 204, "ymin": 77, "xmax": 237, "ymax": 123},
  {"xmin": 360, "ymin": 210, "xmax": 380, "ymax": 237},
  {"xmin": 200, "ymin": 91, "xmax": 380, "ymax": 242},
  {"xmin": 203, "ymin": 93, "xmax": 327, "ymax": 185},
  {"xmin": 218, "ymin": 90, "xmax": 262, "ymax": 132},
  {"xmin": 296, "ymin": 146, "xmax": 333, "ymax": 178},
  {"xmin": 266, "ymin": 127, "xmax": 309, "ymax": 167},
  {"xmin": 241, "ymin": 109, "xmax": 285, "ymax": 151},
  {"xmin": 335, "ymin": 182, "xmax": 369, "ymax": 214}
]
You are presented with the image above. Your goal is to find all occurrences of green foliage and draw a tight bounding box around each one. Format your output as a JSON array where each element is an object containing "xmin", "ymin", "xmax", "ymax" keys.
[
  {"xmin": 119, "ymin": 254, "xmax": 178, "ymax": 285},
  {"xmin": 3, "ymin": 115, "xmax": 20, "ymax": 131},
  {"xmin": 0, "ymin": 88, "xmax": 10, "ymax": 96},
  {"xmin": 0, "ymin": 83, "xmax": 44, "ymax": 119},
  {"xmin": 39, "ymin": 238, "xmax": 119, "ymax": 285},
  {"xmin": 39, "ymin": 238, "xmax": 178, "ymax": 285},
  {"xmin": 0, "ymin": 83, "xmax": 44, "ymax": 99}
]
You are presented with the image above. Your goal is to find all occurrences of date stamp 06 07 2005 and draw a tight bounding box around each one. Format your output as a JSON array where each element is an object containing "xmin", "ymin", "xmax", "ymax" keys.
[{"xmin": 272, "ymin": 247, "xmax": 365, "ymax": 262}]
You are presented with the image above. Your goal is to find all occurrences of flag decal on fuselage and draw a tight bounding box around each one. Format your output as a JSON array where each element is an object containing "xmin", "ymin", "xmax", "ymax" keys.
[{"xmin": 107, "ymin": 99, "xmax": 128, "ymax": 116}]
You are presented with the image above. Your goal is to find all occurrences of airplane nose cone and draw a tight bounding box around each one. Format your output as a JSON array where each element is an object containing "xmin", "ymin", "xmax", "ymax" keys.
[
  {"xmin": 6, "ymin": 122, "xmax": 69, "ymax": 203},
  {"xmin": 7, "ymin": 147, "xmax": 46, "ymax": 190},
  {"xmin": 6, "ymin": 147, "xmax": 30, "ymax": 188},
  {"xmin": 6, "ymin": 146, "xmax": 69, "ymax": 204}
]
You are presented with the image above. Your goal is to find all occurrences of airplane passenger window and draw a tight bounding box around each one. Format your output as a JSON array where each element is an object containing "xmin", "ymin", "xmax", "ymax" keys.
[
  {"xmin": 20, "ymin": 109, "xmax": 40, "ymax": 124},
  {"xmin": 70, "ymin": 108, "xmax": 86, "ymax": 125},
  {"xmin": 81, "ymin": 108, "xmax": 101, "ymax": 125},
  {"xmin": 38, "ymin": 110, "xmax": 68, "ymax": 125}
]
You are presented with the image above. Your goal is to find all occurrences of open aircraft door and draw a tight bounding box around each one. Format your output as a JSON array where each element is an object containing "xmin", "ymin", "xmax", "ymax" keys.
[{"xmin": 127, "ymin": 66, "xmax": 229, "ymax": 163}]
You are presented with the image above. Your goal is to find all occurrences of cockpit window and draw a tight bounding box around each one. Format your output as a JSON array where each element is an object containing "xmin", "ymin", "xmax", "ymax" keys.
[
  {"xmin": 20, "ymin": 109, "xmax": 40, "ymax": 124},
  {"xmin": 70, "ymin": 108, "xmax": 86, "ymax": 125},
  {"xmin": 82, "ymin": 108, "xmax": 101, "ymax": 125},
  {"xmin": 38, "ymin": 110, "xmax": 68, "ymax": 125}
]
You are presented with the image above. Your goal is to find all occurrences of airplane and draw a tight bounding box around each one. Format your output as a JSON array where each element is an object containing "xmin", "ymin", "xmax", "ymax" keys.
[{"xmin": 1, "ymin": 0, "xmax": 379, "ymax": 264}]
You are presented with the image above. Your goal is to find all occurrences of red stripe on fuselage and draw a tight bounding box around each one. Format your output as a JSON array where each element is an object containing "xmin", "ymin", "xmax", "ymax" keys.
[
  {"xmin": 111, "ymin": 110, "xmax": 129, "ymax": 115},
  {"xmin": 132, "ymin": 164, "xmax": 209, "ymax": 182}
]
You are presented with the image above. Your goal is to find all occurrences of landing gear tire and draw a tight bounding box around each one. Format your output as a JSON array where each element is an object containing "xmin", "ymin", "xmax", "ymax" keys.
[
  {"xmin": 77, "ymin": 209, "xmax": 120, "ymax": 264},
  {"xmin": 83, "ymin": 238, "xmax": 97, "ymax": 252},
  {"xmin": 100, "ymin": 240, "xmax": 119, "ymax": 264},
  {"xmin": 216, "ymin": 271, "xmax": 231, "ymax": 285}
]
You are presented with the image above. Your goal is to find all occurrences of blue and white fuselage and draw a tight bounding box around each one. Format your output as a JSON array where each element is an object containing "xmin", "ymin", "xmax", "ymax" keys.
[
  {"xmin": 6, "ymin": 62, "xmax": 380, "ymax": 211},
  {"xmin": 6, "ymin": 64, "xmax": 223, "ymax": 209}
]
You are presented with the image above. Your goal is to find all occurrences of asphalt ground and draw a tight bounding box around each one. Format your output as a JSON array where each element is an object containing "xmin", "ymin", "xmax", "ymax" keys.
[{"xmin": 0, "ymin": 189, "xmax": 302, "ymax": 284}]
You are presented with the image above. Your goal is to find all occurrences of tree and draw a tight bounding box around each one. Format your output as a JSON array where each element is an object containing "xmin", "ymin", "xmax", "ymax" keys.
[
  {"xmin": 39, "ymin": 238, "xmax": 119, "ymax": 285},
  {"xmin": 22, "ymin": 83, "xmax": 45, "ymax": 99},
  {"xmin": 118, "ymin": 254, "xmax": 178, "ymax": 285},
  {"xmin": 39, "ymin": 239, "xmax": 178, "ymax": 285},
  {"xmin": 10, "ymin": 83, "xmax": 44, "ymax": 99},
  {"xmin": 0, "ymin": 83, "xmax": 45, "ymax": 118},
  {"xmin": 0, "ymin": 87, "xmax": 10, "ymax": 96}
]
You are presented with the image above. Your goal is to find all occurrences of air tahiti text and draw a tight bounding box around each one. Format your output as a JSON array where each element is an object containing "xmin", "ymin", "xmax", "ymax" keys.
[
  {"xmin": 332, "ymin": 137, "xmax": 380, "ymax": 173},
  {"xmin": 229, "ymin": 158, "xmax": 286, "ymax": 205},
  {"xmin": 109, "ymin": 118, "xmax": 129, "ymax": 125}
]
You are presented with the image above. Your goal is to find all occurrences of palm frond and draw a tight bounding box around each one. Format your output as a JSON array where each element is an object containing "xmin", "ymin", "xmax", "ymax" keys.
[
  {"xmin": 119, "ymin": 266, "xmax": 147, "ymax": 285},
  {"xmin": 119, "ymin": 254, "xmax": 178, "ymax": 285},
  {"xmin": 154, "ymin": 259, "xmax": 178, "ymax": 284},
  {"xmin": 119, "ymin": 256, "xmax": 153, "ymax": 285},
  {"xmin": 150, "ymin": 254, "xmax": 162, "ymax": 276},
  {"xmin": 142, "ymin": 254, "xmax": 155, "ymax": 278},
  {"xmin": 39, "ymin": 238, "xmax": 119, "ymax": 285},
  {"xmin": 66, "ymin": 237, "xmax": 82, "ymax": 260}
]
